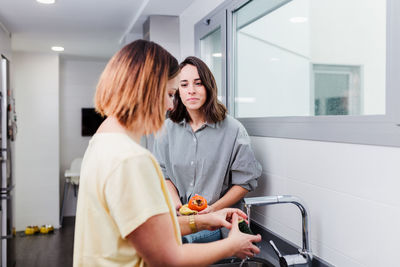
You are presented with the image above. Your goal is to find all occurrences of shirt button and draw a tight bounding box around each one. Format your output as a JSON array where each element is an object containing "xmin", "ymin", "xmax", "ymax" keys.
[
  {"xmin": 190, "ymin": 182, "xmax": 193, "ymax": 186},
  {"xmin": 193, "ymin": 138, "xmax": 196, "ymax": 142},
  {"xmin": 190, "ymin": 161, "xmax": 194, "ymax": 165}
]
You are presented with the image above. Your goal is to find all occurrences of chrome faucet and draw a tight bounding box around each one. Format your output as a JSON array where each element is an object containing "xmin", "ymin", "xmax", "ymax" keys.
[{"xmin": 244, "ymin": 195, "xmax": 313, "ymax": 267}]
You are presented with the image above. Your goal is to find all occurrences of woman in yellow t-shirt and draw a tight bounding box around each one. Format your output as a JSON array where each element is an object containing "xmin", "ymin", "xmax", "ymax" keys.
[{"xmin": 73, "ymin": 39, "xmax": 261, "ymax": 267}]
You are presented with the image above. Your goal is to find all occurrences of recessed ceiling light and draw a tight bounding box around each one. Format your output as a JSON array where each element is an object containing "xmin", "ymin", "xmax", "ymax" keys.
[
  {"xmin": 289, "ymin": 17, "xmax": 308, "ymax": 23},
  {"xmin": 51, "ymin": 46, "xmax": 64, "ymax": 52},
  {"xmin": 37, "ymin": 0, "xmax": 55, "ymax": 4},
  {"xmin": 212, "ymin": 53, "xmax": 222, "ymax": 58}
]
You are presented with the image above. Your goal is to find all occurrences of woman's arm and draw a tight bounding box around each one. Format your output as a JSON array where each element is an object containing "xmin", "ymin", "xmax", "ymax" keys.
[
  {"xmin": 200, "ymin": 185, "xmax": 248, "ymax": 213},
  {"xmin": 166, "ymin": 179, "xmax": 183, "ymax": 212},
  {"xmin": 202, "ymin": 123, "xmax": 261, "ymax": 213},
  {"xmin": 127, "ymin": 212, "xmax": 261, "ymax": 267},
  {"xmin": 178, "ymin": 208, "xmax": 247, "ymax": 236}
]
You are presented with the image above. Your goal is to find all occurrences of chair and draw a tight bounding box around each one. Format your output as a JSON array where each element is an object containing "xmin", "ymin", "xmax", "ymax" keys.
[{"xmin": 60, "ymin": 157, "xmax": 82, "ymax": 227}]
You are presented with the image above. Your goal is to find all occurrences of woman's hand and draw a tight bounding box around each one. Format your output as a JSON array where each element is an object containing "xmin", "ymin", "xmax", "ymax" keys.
[
  {"xmin": 198, "ymin": 205, "xmax": 214, "ymax": 214},
  {"xmin": 197, "ymin": 208, "xmax": 247, "ymax": 231},
  {"xmin": 175, "ymin": 202, "xmax": 183, "ymax": 216},
  {"xmin": 227, "ymin": 213, "xmax": 261, "ymax": 259}
]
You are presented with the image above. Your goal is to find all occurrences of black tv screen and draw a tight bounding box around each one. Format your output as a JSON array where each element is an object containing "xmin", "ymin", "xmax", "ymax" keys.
[{"xmin": 81, "ymin": 108, "xmax": 105, "ymax": 136}]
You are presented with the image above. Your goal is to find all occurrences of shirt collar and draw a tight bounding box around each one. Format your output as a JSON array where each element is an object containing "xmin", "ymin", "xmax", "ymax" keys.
[
  {"xmin": 178, "ymin": 119, "xmax": 186, "ymax": 126},
  {"xmin": 178, "ymin": 119, "xmax": 217, "ymax": 129},
  {"xmin": 205, "ymin": 121, "xmax": 216, "ymax": 128}
]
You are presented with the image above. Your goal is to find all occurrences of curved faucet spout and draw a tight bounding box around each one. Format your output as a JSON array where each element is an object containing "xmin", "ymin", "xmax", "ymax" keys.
[{"xmin": 243, "ymin": 195, "xmax": 312, "ymax": 266}]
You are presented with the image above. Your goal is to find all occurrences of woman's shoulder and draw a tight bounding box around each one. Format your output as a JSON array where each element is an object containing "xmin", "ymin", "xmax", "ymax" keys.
[
  {"xmin": 156, "ymin": 118, "xmax": 178, "ymax": 137},
  {"xmin": 165, "ymin": 118, "xmax": 183, "ymax": 127},
  {"xmin": 219, "ymin": 115, "xmax": 249, "ymax": 140},
  {"xmin": 220, "ymin": 114, "xmax": 245, "ymax": 130},
  {"xmin": 162, "ymin": 118, "xmax": 186, "ymax": 134},
  {"xmin": 84, "ymin": 133, "xmax": 155, "ymax": 178},
  {"xmin": 91, "ymin": 133, "xmax": 151, "ymax": 159}
]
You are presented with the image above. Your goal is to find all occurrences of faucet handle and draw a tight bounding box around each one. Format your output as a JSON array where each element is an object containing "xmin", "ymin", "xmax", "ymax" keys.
[
  {"xmin": 269, "ymin": 240, "xmax": 288, "ymax": 267},
  {"xmin": 269, "ymin": 240, "xmax": 282, "ymax": 257},
  {"xmin": 269, "ymin": 240, "xmax": 310, "ymax": 267}
]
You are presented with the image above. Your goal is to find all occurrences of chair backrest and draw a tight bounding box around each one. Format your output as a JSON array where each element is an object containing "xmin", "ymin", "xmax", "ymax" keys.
[
  {"xmin": 70, "ymin": 157, "xmax": 83, "ymax": 172},
  {"xmin": 69, "ymin": 158, "xmax": 83, "ymax": 185}
]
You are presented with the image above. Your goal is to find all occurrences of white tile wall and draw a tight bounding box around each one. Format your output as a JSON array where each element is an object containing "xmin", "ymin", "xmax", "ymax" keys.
[{"xmin": 250, "ymin": 136, "xmax": 400, "ymax": 267}]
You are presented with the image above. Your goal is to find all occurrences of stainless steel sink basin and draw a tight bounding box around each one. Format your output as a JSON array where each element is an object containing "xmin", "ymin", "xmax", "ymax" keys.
[{"xmin": 210, "ymin": 257, "xmax": 275, "ymax": 267}]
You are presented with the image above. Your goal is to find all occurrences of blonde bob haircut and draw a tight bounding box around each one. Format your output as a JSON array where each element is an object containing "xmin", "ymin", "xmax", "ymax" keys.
[{"xmin": 95, "ymin": 40, "xmax": 179, "ymax": 135}]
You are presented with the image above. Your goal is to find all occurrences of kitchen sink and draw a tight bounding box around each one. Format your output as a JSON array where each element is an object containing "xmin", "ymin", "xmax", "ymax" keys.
[{"xmin": 210, "ymin": 257, "xmax": 275, "ymax": 267}]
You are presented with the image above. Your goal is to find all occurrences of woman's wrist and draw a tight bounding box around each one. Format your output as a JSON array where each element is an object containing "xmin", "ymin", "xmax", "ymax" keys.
[
  {"xmin": 209, "ymin": 205, "xmax": 216, "ymax": 212},
  {"xmin": 219, "ymin": 236, "xmax": 237, "ymax": 258},
  {"xmin": 188, "ymin": 215, "xmax": 198, "ymax": 233},
  {"xmin": 193, "ymin": 214, "xmax": 208, "ymax": 231}
]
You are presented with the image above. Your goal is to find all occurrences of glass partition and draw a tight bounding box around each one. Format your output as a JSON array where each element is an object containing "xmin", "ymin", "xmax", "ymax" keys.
[
  {"xmin": 233, "ymin": 0, "xmax": 386, "ymax": 118},
  {"xmin": 200, "ymin": 28, "xmax": 223, "ymax": 100}
]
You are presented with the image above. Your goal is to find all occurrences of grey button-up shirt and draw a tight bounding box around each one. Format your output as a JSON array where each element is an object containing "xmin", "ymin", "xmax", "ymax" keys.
[{"xmin": 153, "ymin": 115, "xmax": 262, "ymax": 205}]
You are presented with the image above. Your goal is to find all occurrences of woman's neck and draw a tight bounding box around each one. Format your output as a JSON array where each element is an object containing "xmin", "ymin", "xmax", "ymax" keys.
[
  {"xmin": 187, "ymin": 109, "xmax": 206, "ymax": 131},
  {"xmin": 96, "ymin": 116, "xmax": 142, "ymax": 143}
]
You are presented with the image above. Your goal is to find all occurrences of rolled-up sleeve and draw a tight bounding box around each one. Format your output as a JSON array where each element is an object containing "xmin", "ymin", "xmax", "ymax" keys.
[{"xmin": 230, "ymin": 125, "xmax": 262, "ymax": 192}]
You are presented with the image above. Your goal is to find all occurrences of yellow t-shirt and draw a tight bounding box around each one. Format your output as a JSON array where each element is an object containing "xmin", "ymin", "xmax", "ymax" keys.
[{"xmin": 73, "ymin": 133, "xmax": 181, "ymax": 267}]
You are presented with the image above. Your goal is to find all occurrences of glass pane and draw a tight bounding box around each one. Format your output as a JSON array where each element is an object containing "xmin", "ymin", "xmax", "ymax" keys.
[
  {"xmin": 200, "ymin": 28, "xmax": 222, "ymax": 100},
  {"xmin": 313, "ymin": 64, "xmax": 361, "ymax": 116},
  {"xmin": 233, "ymin": 0, "xmax": 386, "ymax": 117}
]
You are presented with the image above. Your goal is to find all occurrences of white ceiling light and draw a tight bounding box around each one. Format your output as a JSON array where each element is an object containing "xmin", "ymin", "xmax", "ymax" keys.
[
  {"xmin": 289, "ymin": 17, "xmax": 308, "ymax": 23},
  {"xmin": 212, "ymin": 53, "xmax": 222, "ymax": 58},
  {"xmin": 37, "ymin": 0, "xmax": 56, "ymax": 4},
  {"xmin": 51, "ymin": 46, "xmax": 64, "ymax": 52}
]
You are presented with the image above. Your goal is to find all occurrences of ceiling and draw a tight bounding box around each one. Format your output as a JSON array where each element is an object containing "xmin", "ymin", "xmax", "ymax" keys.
[{"xmin": 0, "ymin": 0, "xmax": 194, "ymax": 58}]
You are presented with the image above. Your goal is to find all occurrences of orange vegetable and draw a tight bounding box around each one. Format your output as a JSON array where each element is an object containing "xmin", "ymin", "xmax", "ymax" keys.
[{"xmin": 188, "ymin": 194, "xmax": 208, "ymax": 211}]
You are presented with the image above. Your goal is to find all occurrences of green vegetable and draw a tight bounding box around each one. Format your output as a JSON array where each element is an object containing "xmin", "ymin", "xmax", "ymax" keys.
[{"xmin": 238, "ymin": 219, "xmax": 253, "ymax": 235}]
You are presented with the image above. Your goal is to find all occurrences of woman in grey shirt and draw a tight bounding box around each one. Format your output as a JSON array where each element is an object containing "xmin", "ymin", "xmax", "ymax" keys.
[{"xmin": 153, "ymin": 56, "xmax": 262, "ymax": 243}]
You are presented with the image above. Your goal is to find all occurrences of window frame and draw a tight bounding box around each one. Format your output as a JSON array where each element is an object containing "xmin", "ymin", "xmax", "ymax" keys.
[
  {"xmin": 195, "ymin": 0, "xmax": 400, "ymax": 147},
  {"xmin": 194, "ymin": 3, "xmax": 228, "ymax": 107}
]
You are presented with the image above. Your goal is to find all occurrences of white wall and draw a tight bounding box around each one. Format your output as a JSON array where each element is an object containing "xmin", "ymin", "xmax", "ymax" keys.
[
  {"xmin": 0, "ymin": 25, "xmax": 11, "ymax": 60},
  {"xmin": 13, "ymin": 52, "xmax": 60, "ymax": 230},
  {"xmin": 181, "ymin": 1, "xmax": 400, "ymax": 266},
  {"xmin": 59, "ymin": 56, "xmax": 107, "ymax": 216},
  {"xmin": 248, "ymin": 137, "xmax": 400, "ymax": 267},
  {"xmin": 146, "ymin": 15, "xmax": 181, "ymax": 60}
]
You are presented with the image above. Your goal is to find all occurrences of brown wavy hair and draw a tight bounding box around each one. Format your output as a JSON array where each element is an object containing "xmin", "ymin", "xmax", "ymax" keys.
[
  {"xmin": 95, "ymin": 40, "xmax": 179, "ymax": 134},
  {"xmin": 169, "ymin": 56, "xmax": 227, "ymax": 123}
]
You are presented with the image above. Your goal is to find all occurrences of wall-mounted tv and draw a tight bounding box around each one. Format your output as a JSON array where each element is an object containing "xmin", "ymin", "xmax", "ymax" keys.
[{"xmin": 81, "ymin": 108, "xmax": 105, "ymax": 136}]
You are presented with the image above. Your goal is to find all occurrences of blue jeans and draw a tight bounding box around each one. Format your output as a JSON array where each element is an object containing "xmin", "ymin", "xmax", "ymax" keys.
[{"xmin": 182, "ymin": 229, "xmax": 222, "ymax": 243}]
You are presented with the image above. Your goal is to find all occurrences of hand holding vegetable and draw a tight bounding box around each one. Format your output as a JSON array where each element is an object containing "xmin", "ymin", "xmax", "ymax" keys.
[
  {"xmin": 197, "ymin": 205, "xmax": 214, "ymax": 214},
  {"xmin": 227, "ymin": 213, "xmax": 261, "ymax": 259},
  {"xmin": 188, "ymin": 194, "xmax": 208, "ymax": 211},
  {"xmin": 179, "ymin": 204, "xmax": 197, "ymax": 215},
  {"xmin": 179, "ymin": 194, "xmax": 208, "ymax": 215}
]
